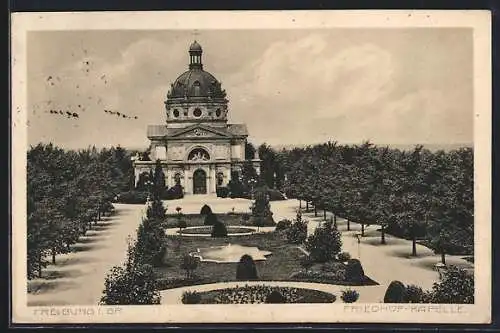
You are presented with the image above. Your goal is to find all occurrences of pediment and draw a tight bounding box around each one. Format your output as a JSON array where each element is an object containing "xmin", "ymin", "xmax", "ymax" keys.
[{"xmin": 168, "ymin": 125, "xmax": 230, "ymax": 139}]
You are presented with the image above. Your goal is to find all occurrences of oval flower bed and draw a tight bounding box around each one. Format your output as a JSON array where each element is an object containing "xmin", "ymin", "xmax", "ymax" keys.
[
  {"xmin": 184, "ymin": 285, "xmax": 336, "ymax": 304},
  {"xmin": 177, "ymin": 226, "xmax": 256, "ymax": 235}
]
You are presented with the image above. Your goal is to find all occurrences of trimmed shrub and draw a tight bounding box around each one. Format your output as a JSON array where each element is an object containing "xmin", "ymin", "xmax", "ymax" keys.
[
  {"xmin": 116, "ymin": 190, "xmax": 148, "ymax": 204},
  {"xmin": 204, "ymin": 212, "xmax": 219, "ymax": 226},
  {"xmin": 216, "ymin": 186, "xmax": 229, "ymax": 198},
  {"xmin": 405, "ymin": 284, "xmax": 425, "ymax": 303},
  {"xmin": 200, "ymin": 204, "xmax": 212, "ymax": 216},
  {"xmin": 164, "ymin": 184, "xmax": 184, "ymax": 200},
  {"xmin": 182, "ymin": 291, "xmax": 201, "ymax": 304},
  {"xmin": 384, "ymin": 280, "xmax": 407, "ymax": 303},
  {"xmin": 345, "ymin": 259, "xmax": 365, "ymax": 283},
  {"xmin": 236, "ymin": 254, "xmax": 258, "ymax": 280},
  {"xmin": 275, "ymin": 219, "xmax": 293, "ymax": 232},
  {"xmin": 211, "ymin": 221, "xmax": 228, "ymax": 238},
  {"xmin": 341, "ymin": 289, "xmax": 359, "ymax": 303},
  {"xmin": 337, "ymin": 252, "xmax": 351, "ymax": 262},
  {"xmin": 267, "ymin": 189, "xmax": 287, "ymax": 201},
  {"xmin": 265, "ymin": 290, "xmax": 286, "ymax": 303}
]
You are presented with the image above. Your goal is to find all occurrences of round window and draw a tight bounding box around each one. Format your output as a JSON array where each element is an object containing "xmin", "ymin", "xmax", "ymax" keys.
[
  {"xmin": 173, "ymin": 109, "xmax": 180, "ymax": 118},
  {"xmin": 215, "ymin": 109, "xmax": 222, "ymax": 117},
  {"xmin": 193, "ymin": 108, "xmax": 202, "ymax": 117}
]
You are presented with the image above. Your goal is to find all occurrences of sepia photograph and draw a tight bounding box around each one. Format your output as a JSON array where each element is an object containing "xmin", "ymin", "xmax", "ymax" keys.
[{"xmin": 11, "ymin": 10, "xmax": 491, "ymax": 324}]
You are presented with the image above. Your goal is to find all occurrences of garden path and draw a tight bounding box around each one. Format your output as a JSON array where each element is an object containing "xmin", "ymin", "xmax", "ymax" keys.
[
  {"xmin": 27, "ymin": 204, "xmax": 145, "ymax": 306},
  {"xmin": 160, "ymin": 196, "xmax": 473, "ymax": 304}
]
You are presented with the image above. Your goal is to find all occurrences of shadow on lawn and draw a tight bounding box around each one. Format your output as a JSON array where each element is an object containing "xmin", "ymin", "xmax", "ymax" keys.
[
  {"xmin": 71, "ymin": 242, "xmax": 104, "ymax": 253},
  {"xmin": 53, "ymin": 255, "xmax": 96, "ymax": 267},
  {"xmin": 27, "ymin": 280, "xmax": 79, "ymax": 295}
]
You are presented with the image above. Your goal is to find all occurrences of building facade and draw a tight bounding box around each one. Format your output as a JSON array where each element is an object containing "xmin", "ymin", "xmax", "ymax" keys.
[{"xmin": 133, "ymin": 41, "xmax": 260, "ymax": 195}]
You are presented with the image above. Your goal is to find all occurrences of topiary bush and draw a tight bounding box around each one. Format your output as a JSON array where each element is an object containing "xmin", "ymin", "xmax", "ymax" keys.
[
  {"xmin": 265, "ymin": 290, "xmax": 286, "ymax": 303},
  {"xmin": 204, "ymin": 212, "xmax": 218, "ymax": 226},
  {"xmin": 267, "ymin": 189, "xmax": 287, "ymax": 201},
  {"xmin": 182, "ymin": 291, "xmax": 201, "ymax": 304},
  {"xmin": 216, "ymin": 186, "xmax": 229, "ymax": 198},
  {"xmin": 383, "ymin": 280, "xmax": 408, "ymax": 303},
  {"xmin": 164, "ymin": 184, "xmax": 184, "ymax": 200},
  {"xmin": 200, "ymin": 204, "xmax": 212, "ymax": 216},
  {"xmin": 211, "ymin": 221, "xmax": 228, "ymax": 238},
  {"xmin": 275, "ymin": 219, "xmax": 293, "ymax": 232},
  {"xmin": 341, "ymin": 289, "xmax": 359, "ymax": 303},
  {"xmin": 116, "ymin": 190, "xmax": 149, "ymax": 204},
  {"xmin": 236, "ymin": 254, "xmax": 258, "ymax": 280},
  {"xmin": 345, "ymin": 259, "xmax": 365, "ymax": 283}
]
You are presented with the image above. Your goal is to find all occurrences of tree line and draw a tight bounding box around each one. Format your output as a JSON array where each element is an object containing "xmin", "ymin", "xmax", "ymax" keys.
[
  {"xmin": 258, "ymin": 141, "xmax": 474, "ymax": 262},
  {"xmin": 27, "ymin": 143, "xmax": 134, "ymax": 279}
]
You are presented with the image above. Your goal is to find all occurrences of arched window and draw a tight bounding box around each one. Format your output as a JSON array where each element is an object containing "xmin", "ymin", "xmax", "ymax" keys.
[
  {"xmin": 215, "ymin": 108, "xmax": 222, "ymax": 117},
  {"xmin": 188, "ymin": 148, "xmax": 210, "ymax": 161},
  {"xmin": 173, "ymin": 109, "xmax": 180, "ymax": 118},
  {"xmin": 174, "ymin": 172, "xmax": 182, "ymax": 186},
  {"xmin": 193, "ymin": 81, "xmax": 201, "ymax": 96}
]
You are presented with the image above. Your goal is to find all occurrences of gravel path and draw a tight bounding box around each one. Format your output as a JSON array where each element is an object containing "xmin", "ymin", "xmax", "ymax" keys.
[
  {"xmin": 27, "ymin": 196, "xmax": 473, "ymax": 305},
  {"xmin": 27, "ymin": 204, "xmax": 145, "ymax": 306}
]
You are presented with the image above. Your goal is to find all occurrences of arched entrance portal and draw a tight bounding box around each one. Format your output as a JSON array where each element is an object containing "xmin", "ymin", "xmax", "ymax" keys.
[{"xmin": 193, "ymin": 169, "xmax": 207, "ymax": 194}]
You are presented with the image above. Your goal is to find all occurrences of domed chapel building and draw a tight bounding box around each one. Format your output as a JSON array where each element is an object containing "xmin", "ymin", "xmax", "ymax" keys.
[{"xmin": 133, "ymin": 41, "xmax": 261, "ymax": 195}]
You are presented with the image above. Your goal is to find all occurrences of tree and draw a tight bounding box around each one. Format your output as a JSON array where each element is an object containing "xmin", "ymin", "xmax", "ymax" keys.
[
  {"xmin": 100, "ymin": 241, "xmax": 160, "ymax": 305},
  {"xmin": 304, "ymin": 220, "xmax": 342, "ymax": 263},
  {"xmin": 180, "ymin": 254, "xmax": 199, "ymax": 279},
  {"xmin": 429, "ymin": 266, "xmax": 474, "ymax": 304},
  {"xmin": 152, "ymin": 159, "xmax": 166, "ymax": 199}
]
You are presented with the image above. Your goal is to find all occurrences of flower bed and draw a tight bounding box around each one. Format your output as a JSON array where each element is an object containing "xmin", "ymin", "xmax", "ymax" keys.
[
  {"xmin": 188, "ymin": 285, "xmax": 336, "ymax": 304},
  {"xmin": 177, "ymin": 226, "xmax": 256, "ymax": 235}
]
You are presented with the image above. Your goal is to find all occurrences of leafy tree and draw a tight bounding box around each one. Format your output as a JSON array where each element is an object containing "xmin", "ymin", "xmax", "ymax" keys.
[
  {"xmin": 211, "ymin": 221, "xmax": 228, "ymax": 238},
  {"xmin": 304, "ymin": 220, "xmax": 342, "ymax": 263},
  {"xmin": 180, "ymin": 254, "xmax": 199, "ymax": 279},
  {"xmin": 100, "ymin": 241, "xmax": 160, "ymax": 305},
  {"xmin": 429, "ymin": 266, "xmax": 474, "ymax": 304}
]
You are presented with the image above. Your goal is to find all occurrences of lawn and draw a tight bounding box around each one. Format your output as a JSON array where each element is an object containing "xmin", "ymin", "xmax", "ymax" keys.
[
  {"xmin": 155, "ymin": 232, "xmax": 377, "ymax": 290},
  {"xmin": 163, "ymin": 213, "xmax": 249, "ymax": 229}
]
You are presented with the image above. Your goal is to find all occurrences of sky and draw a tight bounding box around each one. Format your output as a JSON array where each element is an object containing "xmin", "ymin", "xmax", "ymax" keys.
[{"xmin": 26, "ymin": 28, "xmax": 473, "ymax": 150}]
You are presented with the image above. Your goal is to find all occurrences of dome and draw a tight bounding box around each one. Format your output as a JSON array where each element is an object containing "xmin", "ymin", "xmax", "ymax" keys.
[
  {"xmin": 189, "ymin": 40, "xmax": 203, "ymax": 52},
  {"xmin": 167, "ymin": 41, "xmax": 227, "ymax": 99}
]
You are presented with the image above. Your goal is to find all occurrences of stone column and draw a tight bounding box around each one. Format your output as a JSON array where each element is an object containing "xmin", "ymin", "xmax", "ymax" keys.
[
  {"xmin": 184, "ymin": 170, "xmax": 190, "ymax": 194},
  {"xmin": 167, "ymin": 169, "xmax": 172, "ymax": 188},
  {"xmin": 206, "ymin": 167, "xmax": 210, "ymax": 194},
  {"xmin": 210, "ymin": 166, "xmax": 216, "ymax": 193}
]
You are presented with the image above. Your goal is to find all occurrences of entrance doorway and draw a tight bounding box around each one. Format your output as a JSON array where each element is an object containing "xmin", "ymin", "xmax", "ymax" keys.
[{"xmin": 193, "ymin": 169, "xmax": 207, "ymax": 194}]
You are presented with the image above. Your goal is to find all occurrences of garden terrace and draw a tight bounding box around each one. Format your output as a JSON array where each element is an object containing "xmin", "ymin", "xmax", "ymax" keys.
[{"xmin": 156, "ymin": 232, "xmax": 377, "ymax": 290}]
